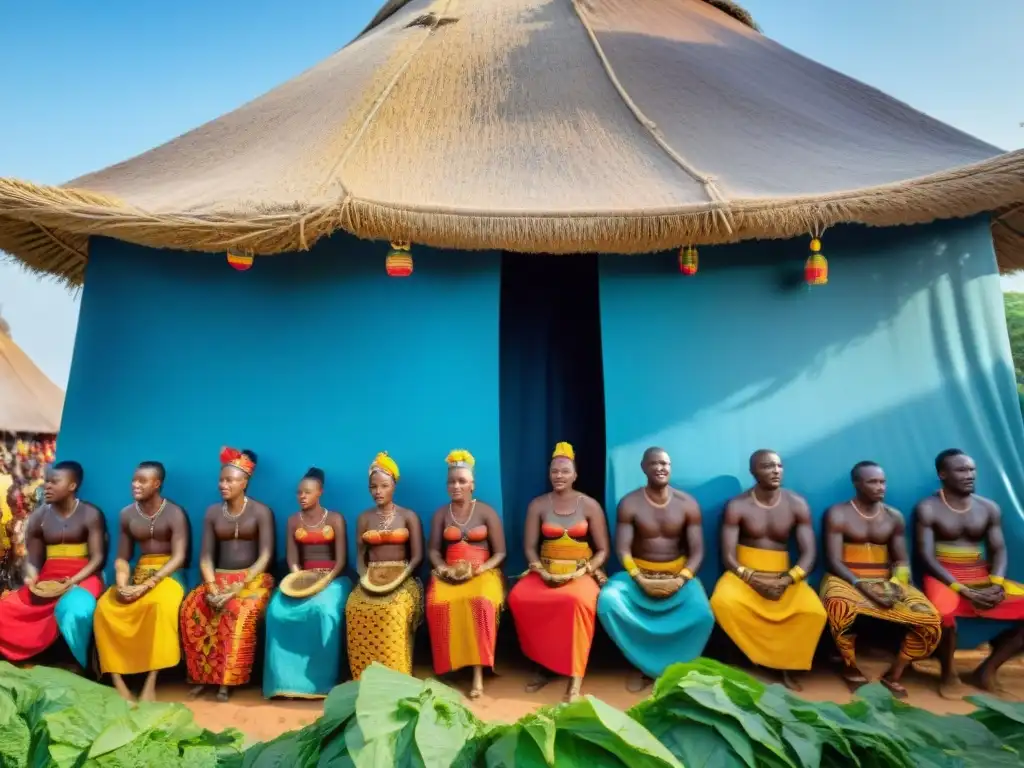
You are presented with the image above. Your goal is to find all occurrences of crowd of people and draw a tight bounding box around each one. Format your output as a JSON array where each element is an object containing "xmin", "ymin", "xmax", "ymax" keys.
[
  {"xmin": 0, "ymin": 440, "xmax": 1021, "ymax": 708},
  {"xmin": 0, "ymin": 435, "xmax": 54, "ymax": 591}
]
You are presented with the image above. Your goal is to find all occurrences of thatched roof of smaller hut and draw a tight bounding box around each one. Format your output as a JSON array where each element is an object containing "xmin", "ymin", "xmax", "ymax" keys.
[
  {"xmin": 0, "ymin": 322, "xmax": 64, "ymax": 434},
  {"xmin": 0, "ymin": 0, "xmax": 1021, "ymax": 285}
]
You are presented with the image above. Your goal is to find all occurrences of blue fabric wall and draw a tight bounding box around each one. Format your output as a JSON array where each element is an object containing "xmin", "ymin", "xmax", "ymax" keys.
[
  {"xmin": 58, "ymin": 236, "xmax": 503, "ymax": 586},
  {"xmin": 599, "ymin": 217, "xmax": 1024, "ymax": 647}
]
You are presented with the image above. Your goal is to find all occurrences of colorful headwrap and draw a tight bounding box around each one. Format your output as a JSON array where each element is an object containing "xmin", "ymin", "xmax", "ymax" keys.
[
  {"xmin": 552, "ymin": 442, "xmax": 576, "ymax": 462},
  {"xmin": 446, "ymin": 449, "xmax": 476, "ymax": 475},
  {"xmin": 220, "ymin": 446, "xmax": 256, "ymax": 476},
  {"xmin": 369, "ymin": 451, "xmax": 400, "ymax": 482}
]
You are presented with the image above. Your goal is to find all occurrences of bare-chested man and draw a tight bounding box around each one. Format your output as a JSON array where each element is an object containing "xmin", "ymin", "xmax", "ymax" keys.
[
  {"xmin": 820, "ymin": 461, "xmax": 941, "ymax": 698},
  {"xmin": 180, "ymin": 447, "xmax": 275, "ymax": 703},
  {"xmin": 709, "ymin": 449, "xmax": 826, "ymax": 690},
  {"xmin": 597, "ymin": 447, "xmax": 715, "ymax": 691},
  {"xmin": 93, "ymin": 461, "xmax": 189, "ymax": 702},
  {"xmin": 0, "ymin": 461, "xmax": 106, "ymax": 667},
  {"xmin": 917, "ymin": 449, "xmax": 1024, "ymax": 698}
]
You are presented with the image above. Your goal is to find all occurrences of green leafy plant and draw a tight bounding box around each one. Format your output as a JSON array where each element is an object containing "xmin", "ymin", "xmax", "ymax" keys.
[{"xmin": 5, "ymin": 660, "xmax": 1024, "ymax": 767}]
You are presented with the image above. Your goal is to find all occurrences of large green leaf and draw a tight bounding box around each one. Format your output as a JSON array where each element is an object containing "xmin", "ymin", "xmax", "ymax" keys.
[
  {"xmin": 413, "ymin": 695, "xmax": 481, "ymax": 767},
  {"xmin": 555, "ymin": 696, "xmax": 681, "ymax": 768}
]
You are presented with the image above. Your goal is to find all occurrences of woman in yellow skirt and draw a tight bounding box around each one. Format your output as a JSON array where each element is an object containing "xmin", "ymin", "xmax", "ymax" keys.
[
  {"xmin": 425, "ymin": 450, "xmax": 506, "ymax": 698},
  {"xmin": 345, "ymin": 452, "xmax": 424, "ymax": 679}
]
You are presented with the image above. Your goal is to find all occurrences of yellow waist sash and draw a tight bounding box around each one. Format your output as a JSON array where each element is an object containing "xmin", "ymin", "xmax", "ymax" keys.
[
  {"xmin": 47, "ymin": 543, "xmax": 88, "ymax": 558},
  {"xmin": 737, "ymin": 545, "xmax": 789, "ymax": 574},
  {"xmin": 634, "ymin": 556, "xmax": 687, "ymax": 575},
  {"xmin": 541, "ymin": 534, "xmax": 592, "ymax": 576}
]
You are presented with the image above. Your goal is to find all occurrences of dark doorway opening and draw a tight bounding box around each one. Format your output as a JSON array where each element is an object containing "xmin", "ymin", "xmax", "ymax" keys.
[{"xmin": 498, "ymin": 253, "xmax": 607, "ymax": 573}]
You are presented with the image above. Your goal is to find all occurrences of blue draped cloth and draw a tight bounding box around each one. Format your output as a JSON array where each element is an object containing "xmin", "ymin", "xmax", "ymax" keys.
[
  {"xmin": 597, "ymin": 572, "xmax": 715, "ymax": 679},
  {"xmin": 54, "ymin": 586, "xmax": 99, "ymax": 669},
  {"xmin": 263, "ymin": 577, "xmax": 351, "ymax": 698}
]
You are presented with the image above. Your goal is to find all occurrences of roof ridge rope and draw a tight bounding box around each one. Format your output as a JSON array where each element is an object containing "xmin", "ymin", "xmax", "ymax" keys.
[{"xmin": 568, "ymin": 0, "xmax": 734, "ymax": 235}]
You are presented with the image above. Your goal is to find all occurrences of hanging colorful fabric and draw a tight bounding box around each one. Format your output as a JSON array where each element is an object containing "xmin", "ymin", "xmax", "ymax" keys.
[
  {"xmin": 386, "ymin": 241, "xmax": 413, "ymax": 277},
  {"xmin": 226, "ymin": 247, "xmax": 254, "ymax": 271},
  {"xmin": 678, "ymin": 245, "xmax": 698, "ymax": 276},
  {"xmin": 804, "ymin": 237, "xmax": 828, "ymax": 286}
]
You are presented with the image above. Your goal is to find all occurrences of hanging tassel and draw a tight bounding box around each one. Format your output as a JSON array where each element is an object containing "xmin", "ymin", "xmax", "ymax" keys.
[
  {"xmin": 226, "ymin": 247, "xmax": 254, "ymax": 271},
  {"xmin": 385, "ymin": 241, "xmax": 414, "ymax": 277},
  {"xmin": 804, "ymin": 237, "xmax": 828, "ymax": 286},
  {"xmin": 678, "ymin": 245, "xmax": 698, "ymax": 276}
]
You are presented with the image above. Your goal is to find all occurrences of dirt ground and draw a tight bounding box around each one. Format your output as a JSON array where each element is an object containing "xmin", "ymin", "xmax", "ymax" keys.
[{"xmin": 172, "ymin": 652, "xmax": 1024, "ymax": 743}]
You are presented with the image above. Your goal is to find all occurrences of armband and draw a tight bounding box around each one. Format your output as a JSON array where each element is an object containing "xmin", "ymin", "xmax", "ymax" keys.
[
  {"xmin": 950, "ymin": 582, "xmax": 963, "ymax": 593},
  {"xmin": 679, "ymin": 568, "xmax": 695, "ymax": 581},
  {"xmin": 736, "ymin": 565, "xmax": 752, "ymax": 582},
  {"xmin": 622, "ymin": 555, "xmax": 640, "ymax": 578},
  {"xmin": 787, "ymin": 566, "xmax": 807, "ymax": 583},
  {"xmin": 892, "ymin": 564, "xmax": 911, "ymax": 585},
  {"xmin": 990, "ymin": 575, "xmax": 1006, "ymax": 586}
]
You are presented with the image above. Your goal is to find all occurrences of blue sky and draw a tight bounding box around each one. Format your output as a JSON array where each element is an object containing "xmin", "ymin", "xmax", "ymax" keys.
[{"xmin": 1, "ymin": 0, "xmax": 1022, "ymax": 388}]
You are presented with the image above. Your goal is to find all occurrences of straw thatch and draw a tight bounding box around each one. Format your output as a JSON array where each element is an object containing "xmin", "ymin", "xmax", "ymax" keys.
[
  {"xmin": 0, "ymin": 328, "xmax": 64, "ymax": 433},
  {"xmin": 0, "ymin": 0, "xmax": 1022, "ymax": 286}
]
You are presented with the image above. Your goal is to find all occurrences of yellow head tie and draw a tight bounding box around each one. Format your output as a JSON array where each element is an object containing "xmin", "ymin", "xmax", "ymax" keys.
[
  {"xmin": 369, "ymin": 451, "xmax": 400, "ymax": 482},
  {"xmin": 552, "ymin": 442, "xmax": 576, "ymax": 461},
  {"xmin": 445, "ymin": 449, "xmax": 476, "ymax": 474}
]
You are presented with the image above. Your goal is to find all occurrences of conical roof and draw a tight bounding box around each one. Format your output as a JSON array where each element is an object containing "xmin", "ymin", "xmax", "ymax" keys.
[
  {"xmin": 0, "ymin": 326, "xmax": 64, "ymax": 433},
  {"xmin": 0, "ymin": 0, "xmax": 1021, "ymax": 285}
]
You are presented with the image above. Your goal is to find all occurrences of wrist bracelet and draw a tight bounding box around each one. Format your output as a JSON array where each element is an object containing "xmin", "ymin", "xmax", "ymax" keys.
[
  {"xmin": 679, "ymin": 567, "xmax": 695, "ymax": 580},
  {"xmin": 787, "ymin": 566, "xmax": 806, "ymax": 583},
  {"xmin": 736, "ymin": 565, "xmax": 751, "ymax": 581},
  {"xmin": 990, "ymin": 575, "xmax": 1006, "ymax": 586},
  {"xmin": 950, "ymin": 582, "xmax": 963, "ymax": 593}
]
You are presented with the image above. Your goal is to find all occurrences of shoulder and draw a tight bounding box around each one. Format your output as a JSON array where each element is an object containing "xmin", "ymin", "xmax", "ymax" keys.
[
  {"xmin": 913, "ymin": 495, "xmax": 938, "ymax": 520},
  {"xmin": 117, "ymin": 503, "xmax": 133, "ymax": 518},
  {"xmin": 526, "ymin": 495, "xmax": 548, "ymax": 513},
  {"xmin": 823, "ymin": 503, "xmax": 846, "ymax": 524},
  {"xmin": 783, "ymin": 489, "xmax": 809, "ymax": 509},
  {"xmin": 884, "ymin": 505, "xmax": 905, "ymax": 523},
  {"xmin": 580, "ymin": 494, "xmax": 604, "ymax": 514},
  {"xmin": 250, "ymin": 499, "xmax": 273, "ymax": 516},
  {"xmin": 165, "ymin": 500, "xmax": 187, "ymax": 517},
  {"xmin": 429, "ymin": 505, "xmax": 449, "ymax": 523},
  {"xmin": 81, "ymin": 502, "xmax": 104, "ymax": 521},
  {"xmin": 285, "ymin": 512, "xmax": 300, "ymax": 527},
  {"xmin": 398, "ymin": 506, "xmax": 419, "ymax": 523},
  {"xmin": 974, "ymin": 495, "xmax": 1001, "ymax": 516},
  {"xmin": 671, "ymin": 487, "xmax": 698, "ymax": 507},
  {"xmin": 203, "ymin": 503, "xmax": 221, "ymax": 517},
  {"xmin": 326, "ymin": 510, "xmax": 346, "ymax": 527},
  {"xmin": 475, "ymin": 501, "xmax": 500, "ymax": 519}
]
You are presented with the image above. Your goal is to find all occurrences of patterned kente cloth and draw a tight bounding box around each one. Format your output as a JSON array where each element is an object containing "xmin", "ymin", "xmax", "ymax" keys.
[
  {"xmin": 345, "ymin": 562, "xmax": 423, "ymax": 680},
  {"xmin": 180, "ymin": 569, "xmax": 273, "ymax": 686},
  {"xmin": 924, "ymin": 542, "xmax": 1024, "ymax": 627},
  {"xmin": 820, "ymin": 543, "xmax": 940, "ymax": 666}
]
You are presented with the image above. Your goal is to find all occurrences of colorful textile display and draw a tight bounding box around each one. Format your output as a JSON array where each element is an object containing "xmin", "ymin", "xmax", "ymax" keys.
[
  {"xmin": 180, "ymin": 569, "xmax": 274, "ymax": 686},
  {"xmin": 0, "ymin": 544, "xmax": 103, "ymax": 667},
  {"xmin": 93, "ymin": 554, "xmax": 185, "ymax": 675},
  {"xmin": 924, "ymin": 543, "xmax": 1024, "ymax": 625},
  {"xmin": 509, "ymin": 529, "xmax": 600, "ymax": 678},
  {"xmin": 820, "ymin": 543, "xmax": 941, "ymax": 666},
  {"xmin": 346, "ymin": 562, "xmax": 423, "ymax": 680},
  {"xmin": 426, "ymin": 538, "xmax": 504, "ymax": 675},
  {"xmin": 597, "ymin": 557, "xmax": 715, "ymax": 679},
  {"xmin": 710, "ymin": 545, "xmax": 826, "ymax": 671},
  {"xmin": 263, "ymin": 562, "xmax": 352, "ymax": 699}
]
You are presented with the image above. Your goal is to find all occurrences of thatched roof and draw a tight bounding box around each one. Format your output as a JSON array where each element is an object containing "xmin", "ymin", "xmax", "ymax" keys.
[
  {"xmin": 0, "ymin": 0, "xmax": 1021, "ymax": 285},
  {"xmin": 0, "ymin": 327, "xmax": 64, "ymax": 433}
]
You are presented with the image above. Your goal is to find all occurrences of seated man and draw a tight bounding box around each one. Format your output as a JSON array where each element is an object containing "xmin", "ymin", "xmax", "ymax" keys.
[
  {"xmin": 917, "ymin": 449, "xmax": 1024, "ymax": 697},
  {"xmin": 710, "ymin": 449, "xmax": 826, "ymax": 690},
  {"xmin": 93, "ymin": 461, "xmax": 188, "ymax": 702},
  {"xmin": 598, "ymin": 447, "xmax": 715, "ymax": 692},
  {"xmin": 0, "ymin": 461, "xmax": 106, "ymax": 667},
  {"xmin": 820, "ymin": 461, "xmax": 941, "ymax": 697}
]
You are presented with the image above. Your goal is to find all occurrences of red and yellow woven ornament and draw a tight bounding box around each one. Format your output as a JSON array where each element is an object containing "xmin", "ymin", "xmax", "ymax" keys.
[
  {"xmin": 678, "ymin": 245, "xmax": 698, "ymax": 276},
  {"xmin": 804, "ymin": 238, "xmax": 828, "ymax": 286},
  {"xmin": 226, "ymin": 248, "xmax": 254, "ymax": 272},
  {"xmin": 386, "ymin": 241, "xmax": 413, "ymax": 277}
]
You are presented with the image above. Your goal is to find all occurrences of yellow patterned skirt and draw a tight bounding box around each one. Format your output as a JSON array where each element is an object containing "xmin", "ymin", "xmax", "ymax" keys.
[
  {"xmin": 94, "ymin": 554, "xmax": 185, "ymax": 675},
  {"xmin": 345, "ymin": 561, "xmax": 423, "ymax": 680}
]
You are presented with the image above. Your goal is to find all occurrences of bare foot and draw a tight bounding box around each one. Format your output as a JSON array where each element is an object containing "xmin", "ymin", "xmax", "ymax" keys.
[
  {"xmin": 139, "ymin": 671, "xmax": 158, "ymax": 703},
  {"xmin": 967, "ymin": 669, "xmax": 1017, "ymax": 699},
  {"xmin": 938, "ymin": 675, "xmax": 966, "ymax": 700},
  {"xmin": 841, "ymin": 667, "xmax": 869, "ymax": 693},
  {"xmin": 564, "ymin": 677, "xmax": 582, "ymax": 703},
  {"xmin": 110, "ymin": 674, "xmax": 136, "ymax": 703},
  {"xmin": 468, "ymin": 667, "xmax": 484, "ymax": 699},
  {"xmin": 781, "ymin": 671, "xmax": 803, "ymax": 692},
  {"xmin": 216, "ymin": 686, "xmax": 230, "ymax": 703},
  {"xmin": 879, "ymin": 676, "xmax": 908, "ymax": 699},
  {"xmin": 187, "ymin": 685, "xmax": 206, "ymax": 701},
  {"xmin": 525, "ymin": 669, "xmax": 552, "ymax": 694},
  {"xmin": 626, "ymin": 670, "xmax": 653, "ymax": 693}
]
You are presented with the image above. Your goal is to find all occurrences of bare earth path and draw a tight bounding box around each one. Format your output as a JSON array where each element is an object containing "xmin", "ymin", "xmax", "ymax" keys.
[{"xmin": 173, "ymin": 654, "xmax": 1024, "ymax": 743}]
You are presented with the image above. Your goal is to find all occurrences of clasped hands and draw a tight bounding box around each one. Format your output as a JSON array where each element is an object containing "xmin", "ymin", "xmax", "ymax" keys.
[
  {"xmin": 635, "ymin": 572, "xmax": 687, "ymax": 597},
  {"xmin": 435, "ymin": 563, "xmax": 488, "ymax": 583},
  {"xmin": 205, "ymin": 580, "xmax": 243, "ymax": 610},
  {"xmin": 743, "ymin": 570, "xmax": 793, "ymax": 601},
  {"xmin": 530, "ymin": 561, "xmax": 589, "ymax": 586},
  {"xmin": 959, "ymin": 582, "xmax": 1006, "ymax": 611},
  {"xmin": 854, "ymin": 579, "xmax": 904, "ymax": 609},
  {"xmin": 117, "ymin": 577, "xmax": 158, "ymax": 604}
]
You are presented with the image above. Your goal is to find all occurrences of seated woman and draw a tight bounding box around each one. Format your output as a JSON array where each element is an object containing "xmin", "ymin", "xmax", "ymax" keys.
[
  {"xmin": 263, "ymin": 467, "xmax": 351, "ymax": 699},
  {"xmin": 345, "ymin": 452, "xmax": 424, "ymax": 680},
  {"xmin": 508, "ymin": 442, "xmax": 610, "ymax": 702},
  {"xmin": 425, "ymin": 450, "xmax": 506, "ymax": 699}
]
